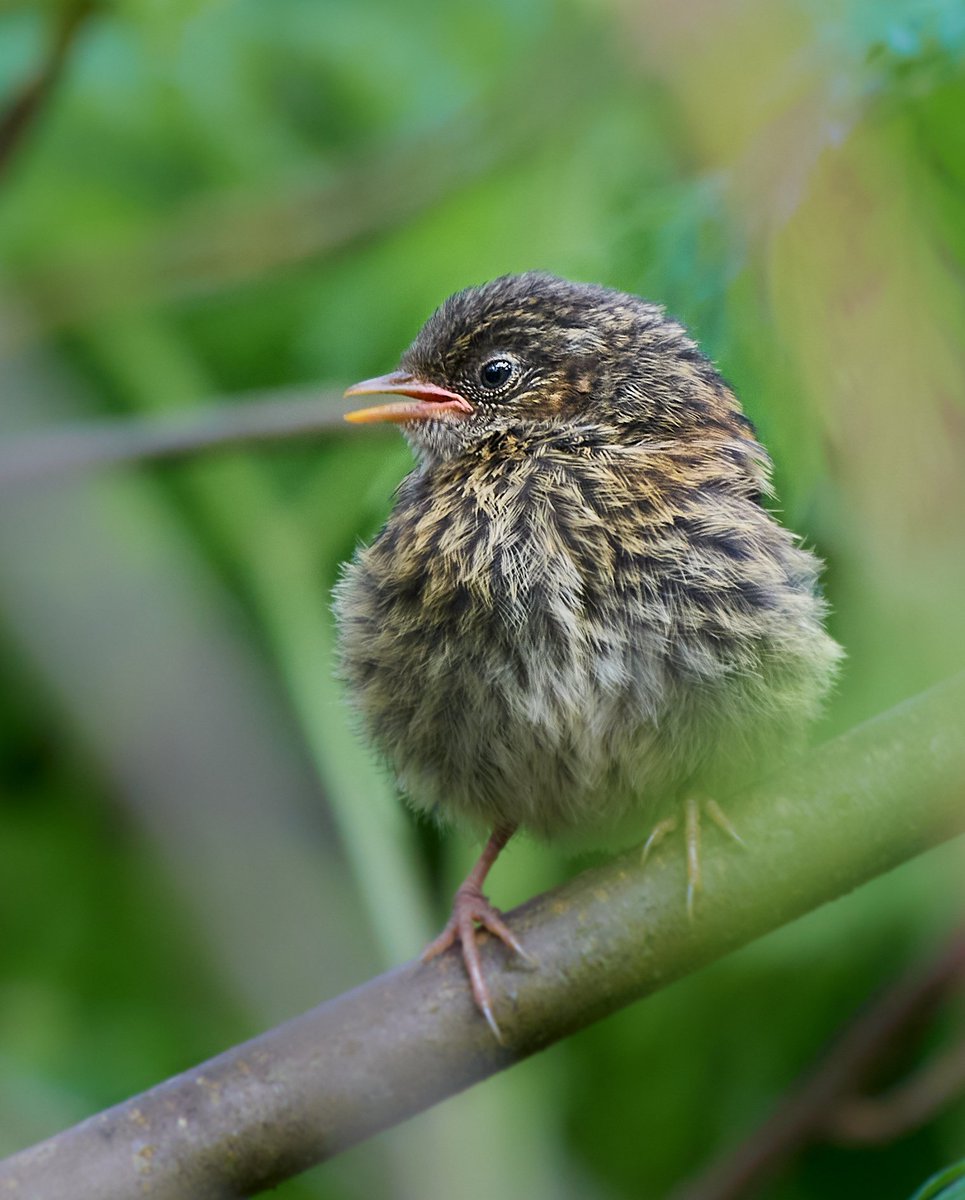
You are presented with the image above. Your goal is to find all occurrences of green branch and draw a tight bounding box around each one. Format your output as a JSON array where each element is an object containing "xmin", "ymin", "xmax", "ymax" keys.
[{"xmin": 1, "ymin": 675, "xmax": 963, "ymax": 1200}]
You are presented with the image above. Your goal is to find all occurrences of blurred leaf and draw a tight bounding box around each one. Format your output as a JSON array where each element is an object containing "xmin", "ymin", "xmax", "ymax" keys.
[{"xmin": 910, "ymin": 1160, "xmax": 965, "ymax": 1200}]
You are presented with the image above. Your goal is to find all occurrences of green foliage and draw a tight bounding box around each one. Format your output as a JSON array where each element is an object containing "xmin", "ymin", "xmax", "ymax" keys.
[
  {"xmin": 0, "ymin": 0, "xmax": 963, "ymax": 1198},
  {"xmin": 911, "ymin": 1160, "xmax": 965, "ymax": 1200}
]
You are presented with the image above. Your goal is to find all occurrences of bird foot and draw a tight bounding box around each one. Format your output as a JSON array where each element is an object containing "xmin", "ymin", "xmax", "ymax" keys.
[
  {"xmin": 641, "ymin": 796, "xmax": 745, "ymax": 919},
  {"xmin": 422, "ymin": 882, "xmax": 530, "ymax": 1042}
]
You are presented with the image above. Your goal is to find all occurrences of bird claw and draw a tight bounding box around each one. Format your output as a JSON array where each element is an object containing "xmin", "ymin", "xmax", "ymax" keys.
[
  {"xmin": 642, "ymin": 796, "xmax": 744, "ymax": 919},
  {"xmin": 641, "ymin": 815, "xmax": 679, "ymax": 863},
  {"xmin": 685, "ymin": 795, "xmax": 701, "ymax": 918},
  {"xmin": 705, "ymin": 798, "xmax": 747, "ymax": 847},
  {"xmin": 422, "ymin": 883, "xmax": 529, "ymax": 1041}
]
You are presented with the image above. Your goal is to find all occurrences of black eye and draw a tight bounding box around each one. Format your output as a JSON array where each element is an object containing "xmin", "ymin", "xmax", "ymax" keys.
[{"xmin": 479, "ymin": 358, "xmax": 515, "ymax": 389}]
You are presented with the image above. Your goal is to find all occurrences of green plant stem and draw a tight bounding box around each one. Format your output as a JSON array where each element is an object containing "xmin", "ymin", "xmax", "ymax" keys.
[
  {"xmin": 1, "ymin": 673, "xmax": 963, "ymax": 1200},
  {"xmin": 79, "ymin": 317, "xmax": 434, "ymax": 963}
]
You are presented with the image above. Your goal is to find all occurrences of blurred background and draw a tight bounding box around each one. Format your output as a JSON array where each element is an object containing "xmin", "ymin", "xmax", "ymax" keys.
[{"xmin": 1, "ymin": 0, "xmax": 964, "ymax": 1197}]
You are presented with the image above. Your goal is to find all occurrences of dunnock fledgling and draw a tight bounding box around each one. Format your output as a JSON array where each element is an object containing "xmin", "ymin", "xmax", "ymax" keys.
[{"xmin": 335, "ymin": 273, "xmax": 842, "ymax": 1037}]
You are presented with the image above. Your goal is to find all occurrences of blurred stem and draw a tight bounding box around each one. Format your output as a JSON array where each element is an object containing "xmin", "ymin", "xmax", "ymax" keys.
[
  {"xmin": 1, "ymin": 672, "xmax": 963, "ymax": 1200},
  {"xmin": 0, "ymin": 384, "xmax": 374, "ymax": 489},
  {"xmin": 671, "ymin": 930, "xmax": 965, "ymax": 1200},
  {"xmin": 0, "ymin": 0, "xmax": 96, "ymax": 181},
  {"xmin": 825, "ymin": 1033, "xmax": 965, "ymax": 1146},
  {"xmin": 83, "ymin": 315, "xmax": 433, "ymax": 962}
]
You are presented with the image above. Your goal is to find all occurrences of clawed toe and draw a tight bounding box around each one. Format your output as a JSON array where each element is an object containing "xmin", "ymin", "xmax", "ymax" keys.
[
  {"xmin": 422, "ymin": 889, "xmax": 528, "ymax": 964},
  {"xmin": 419, "ymin": 826, "xmax": 525, "ymax": 1038},
  {"xmin": 642, "ymin": 796, "xmax": 745, "ymax": 918},
  {"xmin": 705, "ymin": 798, "xmax": 746, "ymax": 847},
  {"xmin": 641, "ymin": 815, "xmax": 679, "ymax": 863},
  {"xmin": 422, "ymin": 869, "xmax": 530, "ymax": 1042}
]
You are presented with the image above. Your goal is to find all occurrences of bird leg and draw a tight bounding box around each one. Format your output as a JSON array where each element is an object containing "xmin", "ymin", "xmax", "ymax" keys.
[
  {"xmin": 422, "ymin": 823, "xmax": 527, "ymax": 1040},
  {"xmin": 642, "ymin": 797, "xmax": 746, "ymax": 919}
]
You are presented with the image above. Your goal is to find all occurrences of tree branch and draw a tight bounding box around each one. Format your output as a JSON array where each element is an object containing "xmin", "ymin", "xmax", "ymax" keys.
[
  {"xmin": 1, "ymin": 675, "xmax": 963, "ymax": 1200},
  {"xmin": 0, "ymin": 385, "xmax": 375, "ymax": 488},
  {"xmin": 0, "ymin": 1, "xmax": 96, "ymax": 181}
]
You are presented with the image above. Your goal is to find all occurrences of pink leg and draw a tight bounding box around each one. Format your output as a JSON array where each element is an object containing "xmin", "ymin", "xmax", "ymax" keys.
[{"xmin": 422, "ymin": 824, "xmax": 527, "ymax": 1040}]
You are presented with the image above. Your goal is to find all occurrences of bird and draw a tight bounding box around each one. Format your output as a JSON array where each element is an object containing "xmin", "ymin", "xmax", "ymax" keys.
[{"xmin": 334, "ymin": 272, "xmax": 842, "ymax": 1038}]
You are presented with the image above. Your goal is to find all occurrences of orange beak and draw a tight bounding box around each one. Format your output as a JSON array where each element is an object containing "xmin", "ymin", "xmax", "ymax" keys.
[{"xmin": 343, "ymin": 371, "xmax": 473, "ymax": 424}]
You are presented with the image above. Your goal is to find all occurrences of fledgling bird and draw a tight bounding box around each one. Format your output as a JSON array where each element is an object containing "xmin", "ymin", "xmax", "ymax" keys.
[{"xmin": 335, "ymin": 272, "xmax": 842, "ymax": 1037}]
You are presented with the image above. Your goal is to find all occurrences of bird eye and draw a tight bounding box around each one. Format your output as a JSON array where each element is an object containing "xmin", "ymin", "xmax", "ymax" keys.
[{"xmin": 478, "ymin": 358, "xmax": 515, "ymax": 389}]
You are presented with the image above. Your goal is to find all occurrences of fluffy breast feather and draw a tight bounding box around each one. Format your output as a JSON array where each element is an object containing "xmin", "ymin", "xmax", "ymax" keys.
[{"xmin": 334, "ymin": 434, "xmax": 841, "ymax": 839}]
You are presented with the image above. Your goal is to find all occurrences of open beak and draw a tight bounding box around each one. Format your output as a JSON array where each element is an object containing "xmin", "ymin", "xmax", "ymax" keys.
[{"xmin": 343, "ymin": 371, "xmax": 473, "ymax": 424}]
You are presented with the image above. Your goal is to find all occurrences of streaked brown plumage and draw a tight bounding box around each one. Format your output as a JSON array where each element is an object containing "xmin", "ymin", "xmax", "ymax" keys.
[{"xmin": 335, "ymin": 272, "xmax": 842, "ymax": 1036}]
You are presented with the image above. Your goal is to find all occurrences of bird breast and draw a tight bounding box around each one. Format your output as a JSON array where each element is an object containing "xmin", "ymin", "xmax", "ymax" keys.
[{"xmin": 334, "ymin": 442, "xmax": 840, "ymax": 840}]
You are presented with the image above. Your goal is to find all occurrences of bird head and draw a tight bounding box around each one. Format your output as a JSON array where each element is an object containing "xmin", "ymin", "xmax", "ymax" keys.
[{"xmin": 344, "ymin": 272, "xmax": 749, "ymax": 464}]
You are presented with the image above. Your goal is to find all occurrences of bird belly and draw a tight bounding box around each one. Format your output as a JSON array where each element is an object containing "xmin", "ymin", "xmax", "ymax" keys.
[
  {"xmin": 334, "ymin": 475, "xmax": 842, "ymax": 845},
  {"xmin": 336, "ymin": 551, "xmax": 681, "ymax": 841}
]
